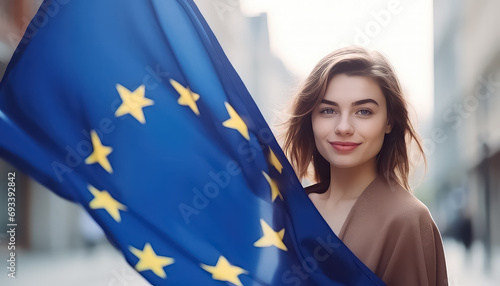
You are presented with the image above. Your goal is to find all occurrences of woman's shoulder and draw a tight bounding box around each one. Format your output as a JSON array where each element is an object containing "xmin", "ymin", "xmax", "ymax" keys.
[
  {"xmin": 304, "ymin": 176, "xmax": 437, "ymax": 227},
  {"xmin": 371, "ymin": 177, "xmax": 437, "ymax": 229}
]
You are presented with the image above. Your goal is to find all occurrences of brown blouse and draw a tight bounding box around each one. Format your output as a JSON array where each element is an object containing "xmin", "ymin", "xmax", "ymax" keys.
[{"xmin": 305, "ymin": 176, "xmax": 448, "ymax": 286}]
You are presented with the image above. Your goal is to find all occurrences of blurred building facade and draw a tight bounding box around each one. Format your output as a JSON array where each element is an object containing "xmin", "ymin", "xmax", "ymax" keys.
[
  {"xmin": 0, "ymin": 0, "xmax": 295, "ymax": 254},
  {"xmin": 433, "ymin": 0, "xmax": 500, "ymax": 267}
]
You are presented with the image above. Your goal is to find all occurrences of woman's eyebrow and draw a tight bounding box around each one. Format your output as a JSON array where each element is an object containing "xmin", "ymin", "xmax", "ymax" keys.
[{"xmin": 320, "ymin": 98, "xmax": 379, "ymax": 106}]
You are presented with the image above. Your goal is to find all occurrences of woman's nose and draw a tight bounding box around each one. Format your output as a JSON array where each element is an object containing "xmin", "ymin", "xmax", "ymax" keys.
[{"xmin": 334, "ymin": 115, "xmax": 354, "ymax": 136}]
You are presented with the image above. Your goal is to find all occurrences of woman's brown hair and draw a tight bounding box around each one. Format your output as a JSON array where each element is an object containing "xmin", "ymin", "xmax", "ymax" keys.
[{"xmin": 277, "ymin": 46, "xmax": 425, "ymax": 191}]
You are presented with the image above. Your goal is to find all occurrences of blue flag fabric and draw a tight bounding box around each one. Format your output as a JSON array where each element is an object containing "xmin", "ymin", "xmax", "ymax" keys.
[{"xmin": 0, "ymin": 0, "xmax": 385, "ymax": 285}]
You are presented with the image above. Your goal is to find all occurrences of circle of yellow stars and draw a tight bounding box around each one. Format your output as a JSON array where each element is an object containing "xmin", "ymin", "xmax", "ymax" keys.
[{"xmin": 82, "ymin": 79, "xmax": 289, "ymax": 284}]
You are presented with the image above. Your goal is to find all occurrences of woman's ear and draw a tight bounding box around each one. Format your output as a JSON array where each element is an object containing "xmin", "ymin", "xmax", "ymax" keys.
[{"xmin": 385, "ymin": 121, "xmax": 392, "ymax": 134}]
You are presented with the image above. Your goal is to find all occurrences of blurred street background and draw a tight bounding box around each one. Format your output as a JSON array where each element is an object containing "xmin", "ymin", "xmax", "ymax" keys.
[{"xmin": 0, "ymin": 0, "xmax": 499, "ymax": 285}]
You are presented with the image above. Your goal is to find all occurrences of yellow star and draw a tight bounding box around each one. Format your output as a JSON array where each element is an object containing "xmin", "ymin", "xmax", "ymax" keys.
[
  {"xmin": 115, "ymin": 84, "xmax": 154, "ymax": 124},
  {"xmin": 201, "ymin": 256, "xmax": 247, "ymax": 286},
  {"xmin": 129, "ymin": 243, "xmax": 174, "ymax": 279},
  {"xmin": 268, "ymin": 147, "xmax": 283, "ymax": 174},
  {"xmin": 254, "ymin": 219, "xmax": 288, "ymax": 251},
  {"xmin": 222, "ymin": 102, "xmax": 249, "ymax": 140},
  {"xmin": 87, "ymin": 185, "xmax": 127, "ymax": 222},
  {"xmin": 170, "ymin": 79, "xmax": 200, "ymax": 116},
  {"xmin": 262, "ymin": 171, "xmax": 283, "ymax": 202},
  {"xmin": 85, "ymin": 130, "xmax": 113, "ymax": 173}
]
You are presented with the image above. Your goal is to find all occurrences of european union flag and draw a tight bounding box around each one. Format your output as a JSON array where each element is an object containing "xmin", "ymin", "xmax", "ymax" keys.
[{"xmin": 0, "ymin": 0, "xmax": 385, "ymax": 285}]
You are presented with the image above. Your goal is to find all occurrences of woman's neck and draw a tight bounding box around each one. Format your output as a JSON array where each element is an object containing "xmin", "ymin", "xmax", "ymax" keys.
[{"xmin": 326, "ymin": 158, "xmax": 378, "ymax": 201}]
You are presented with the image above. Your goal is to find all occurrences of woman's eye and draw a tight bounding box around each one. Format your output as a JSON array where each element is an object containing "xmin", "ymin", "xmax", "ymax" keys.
[
  {"xmin": 356, "ymin": 109, "xmax": 372, "ymax": 116},
  {"xmin": 320, "ymin": 108, "xmax": 336, "ymax": 115}
]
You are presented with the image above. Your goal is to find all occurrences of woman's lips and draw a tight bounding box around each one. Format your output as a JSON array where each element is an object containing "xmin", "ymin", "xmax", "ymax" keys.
[{"xmin": 330, "ymin": 141, "xmax": 361, "ymax": 152}]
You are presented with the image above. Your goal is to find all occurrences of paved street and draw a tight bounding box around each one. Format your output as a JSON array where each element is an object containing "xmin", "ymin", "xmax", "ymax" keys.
[{"xmin": 443, "ymin": 239, "xmax": 500, "ymax": 286}]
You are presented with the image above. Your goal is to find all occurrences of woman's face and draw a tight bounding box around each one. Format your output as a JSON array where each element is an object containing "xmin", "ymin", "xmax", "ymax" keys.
[{"xmin": 311, "ymin": 74, "xmax": 391, "ymax": 170}]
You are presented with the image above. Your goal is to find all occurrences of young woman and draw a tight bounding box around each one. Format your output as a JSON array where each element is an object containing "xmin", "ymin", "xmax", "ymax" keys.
[{"xmin": 279, "ymin": 46, "xmax": 448, "ymax": 285}]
